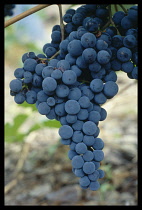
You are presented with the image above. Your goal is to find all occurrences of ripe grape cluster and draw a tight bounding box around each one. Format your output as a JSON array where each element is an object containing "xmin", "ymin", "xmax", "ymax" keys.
[
  {"xmin": 4, "ymin": 4, "xmax": 15, "ymax": 17},
  {"xmin": 9, "ymin": 4, "xmax": 138, "ymax": 191}
]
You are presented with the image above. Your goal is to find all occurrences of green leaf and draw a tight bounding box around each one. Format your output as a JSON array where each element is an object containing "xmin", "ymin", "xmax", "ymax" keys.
[
  {"xmin": 43, "ymin": 120, "xmax": 61, "ymax": 128},
  {"xmin": 27, "ymin": 119, "xmax": 61, "ymax": 135},
  {"xmin": 19, "ymin": 101, "xmax": 37, "ymax": 111},
  {"xmin": 28, "ymin": 123, "xmax": 42, "ymax": 133},
  {"xmin": 5, "ymin": 114, "xmax": 28, "ymax": 143},
  {"xmin": 10, "ymin": 114, "xmax": 28, "ymax": 130}
]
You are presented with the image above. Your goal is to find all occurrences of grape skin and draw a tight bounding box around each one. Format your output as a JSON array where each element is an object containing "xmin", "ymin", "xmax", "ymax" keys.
[
  {"xmin": 65, "ymin": 100, "xmax": 80, "ymax": 115},
  {"xmin": 59, "ymin": 125, "xmax": 73, "ymax": 139},
  {"xmin": 9, "ymin": 79, "xmax": 22, "ymax": 93}
]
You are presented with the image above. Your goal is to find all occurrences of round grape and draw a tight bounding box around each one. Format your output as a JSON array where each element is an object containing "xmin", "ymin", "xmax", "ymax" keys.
[
  {"xmin": 59, "ymin": 125, "xmax": 73, "ymax": 139},
  {"xmin": 82, "ymin": 121, "xmax": 97, "ymax": 135}
]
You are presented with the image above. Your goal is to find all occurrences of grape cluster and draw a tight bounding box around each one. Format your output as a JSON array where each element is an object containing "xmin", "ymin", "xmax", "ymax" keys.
[
  {"xmin": 4, "ymin": 4, "xmax": 15, "ymax": 17},
  {"xmin": 9, "ymin": 4, "xmax": 138, "ymax": 191}
]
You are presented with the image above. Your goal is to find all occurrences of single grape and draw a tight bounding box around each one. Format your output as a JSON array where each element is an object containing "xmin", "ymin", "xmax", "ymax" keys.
[
  {"xmin": 83, "ymin": 135, "xmax": 95, "ymax": 146},
  {"xmin": 37, "ymin": 102, "xmax": 51, "ymax": 115},
  {"xmin": 83, "ymin": 150, "xmax": 94, "ymax": 161},
  {"xmin": 93, "ymin": 150, "xmax": 104, "ymax": 161},
  {"xmin": 90, "ymin": 79, "xmax": 104, "ymax": 93},
  {"xmin": 55, "ymin": 103, "xmax": 66, "ymax": 117},
  {"xmin": 81, "ymin": 32, "xmax": 96, "ymax": 48},
  {"xmin": 67, "ymin": 40, "xmax": 83, "ymax": 57},
  {"xmin": 14, "ymin": 92, "xmax": 25, "ymax": 104},
  {"xmin": 72, "ymin": 130, "xmax": 84, "ymax": 143},
  {"xmin": 83, "ymin": 161, "xmax": 96, "ymax": 174},
  {"xmin": 88, "ymin": 170, "xmax": 100, "ymax": 181},
  {"xmin": 89, "ymin": 180, "xmax": 100, "ymax": 191},
  {"xmin": 23, "ymin": 58, "xmax": 37, "ymax": 72},
  {"xmin": 93, "ymin": 138, "xmax": 104, "ymax": 150},
  {"xmin": 72, "ymin": 155, "xmax": 84, "ymax": 169},
  {"xmin": 62, "ymin": 70, "xmax": 77, "ymax": 85},
  {"xmin": 65, "ymin": 100, "xmax": 80, "ymax": 115},
  {"xmin": 77, "ymin": 109, "xmax": 89, "ymax": 121},
  {"xmin": 82, "ymin": 48, "xmax": 97, "ymax": 64},
  {"xmin": 47, "ymin": 97, "xmax": 56, "ymax": 106},
  {"xmin": 82, "ymin": 121, "xmax": 97, "ymax": 135},
  {"xmin": 75, "ymin": 142, "xmax": 87, "ymax": 154},
  {"xmin": 42, "ymin": 77, "xmax": 57, "ymax": 92},
  {"xmin": 59, "ymin": 125, "xmax": 73, "ymax": 139},
  {"xmin": 97, "ymin": 50, "xmax": 111, "ymax": 64},
  {"xmin": 56, "ymin": 84, "xmax": 69, "ymax": 98},
  {"xmin": 103, "ymin": 81, "xmax": 119, "ymax": 98},
  {"xmin": 79, "ymin": 175, "xmax": 90, "ymax": 187}
]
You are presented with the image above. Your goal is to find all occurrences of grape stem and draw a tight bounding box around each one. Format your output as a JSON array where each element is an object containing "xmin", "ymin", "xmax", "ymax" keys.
[
  {"xmin": 101, "ymin": 5, "xmax": 115, "ymax": 31},
  {"xmin": 49, "ymin": 50, "xmax": 60, "ymax": 60},
  {"xmin": 108, "ymin": 5, "xmax": 114, "ymax": 25},
  {"xmin": 4, "ymin": 4, "xmax": 53, "ymax": 28},
  {"xmin": 114, "ymin": 4, "xmax": 118, "ymax": 12},
  {"xmin": 48, "ymin": 4, "xmax": 64, "ymax": 61},
  {"xmin": 118, "ymin": 4, "xmax": 128, "ymax": 13},
  {"xmin": 104, "ymin": 5, "xmax": 121, "ymax": 36},
  {"xmin": 101, "ymin": 5, "xmax": 120, "ymax": 36},
  {"xmin": 101, "ymin": 19, "xmax": 111, "ymax": 31},
  {"xmin": 58, "ymin": 4, "xmax": 64, "ymax": 41}
]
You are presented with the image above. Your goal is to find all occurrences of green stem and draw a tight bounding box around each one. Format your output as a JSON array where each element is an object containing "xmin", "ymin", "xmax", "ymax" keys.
[
  {"xmin": 103, "ymin": 5, "xmax": 121, "ymax": 36},
  {"xmin": 114, "ymin": 4, "xmax": 118, "ymax": 12},
  {"xmin": 49, "ymin": 50, "xmax": 60, "ymax": 60},
  {"xmin": 108, "ymin": 5, "xmax": 114, "ymax": 25},
  {"xmin": 58, "ymin": 4, "xmax": 64, "ymax": 41},
  {"xmin": 118, "ymin": 4, "xmax": 128, "ymax": 13},
  {"xmin": 101, "ymin": 5, "xmax": 115, "ymax": 31},
  {"xmin": 101, "ymin": 19, "xmax": 111, "ymax": 31}
]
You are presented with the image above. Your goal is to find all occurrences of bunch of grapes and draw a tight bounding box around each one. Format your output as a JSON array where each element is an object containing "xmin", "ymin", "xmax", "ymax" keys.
[
  {"xmin": 9, "ymin": 4, "xmax": 138, "ymax": 191},
  {"xmin": 4, "ymin": 4, "xmax": 15, "ymax": 17}
]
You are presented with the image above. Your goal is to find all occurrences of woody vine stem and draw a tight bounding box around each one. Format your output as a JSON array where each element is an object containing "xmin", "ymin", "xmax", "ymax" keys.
[{"xmin": 4, "ymin": 4, "xmax": 52, "ymax": 28}]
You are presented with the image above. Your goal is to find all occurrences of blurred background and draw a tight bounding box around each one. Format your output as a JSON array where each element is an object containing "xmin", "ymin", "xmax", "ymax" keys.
[{"xmin": 4, "ymin": 4, "xmax": 137, "ymax": 206}]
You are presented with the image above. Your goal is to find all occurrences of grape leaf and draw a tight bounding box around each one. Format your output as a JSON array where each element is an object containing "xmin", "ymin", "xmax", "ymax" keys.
[
  {"xmin": 5, "ymin": 114, "xmax": 28, "ymax": 142},
  {"xmin": 19, "ymin": 101, "xmax": 37, "ymax": 111},
  {"xmin": 43, "ymin": 120, "xmax": 61, "ymax": 128}
]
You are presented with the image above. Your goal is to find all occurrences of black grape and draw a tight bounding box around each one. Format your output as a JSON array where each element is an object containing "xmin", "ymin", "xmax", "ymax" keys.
[{"xmin": 9, "ymin": 3, "xmax": 138, "ymax": 192}]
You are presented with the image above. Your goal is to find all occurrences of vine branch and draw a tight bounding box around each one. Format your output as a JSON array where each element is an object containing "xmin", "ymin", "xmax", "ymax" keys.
[
  {"xmin": 101, "ymin": 5, "xmax": 115, "ymax": 32},
  {"xmin": 114, "ymin": 4, "xmax": 118, "ymax": 12},
  {"xmin": 58, "ymin": 4, "xmax": 64, "ymax": 41},
  {"xmin": 4, "ymin": 4, "xmax": 52, "ymax": 28},
  {"xmin": 108, "ymin": 5, "xmax": 114, "ymax": 25},
  {"xmin": 101, "ymin": 4, "xmax": 121, "ymax": 35},
  {"xmin": 118, "ymin": 4, "xmax": 128, "ymax": 13}
]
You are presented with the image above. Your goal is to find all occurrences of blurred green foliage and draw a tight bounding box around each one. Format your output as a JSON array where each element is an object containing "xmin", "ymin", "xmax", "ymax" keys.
[
  {"xmin": 5, "ymin": 114, "xmax": 29, "ymax": 142},
  {"xmin": 5, "ymin": 113, "xmax": 61, "ymax": 143}
]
